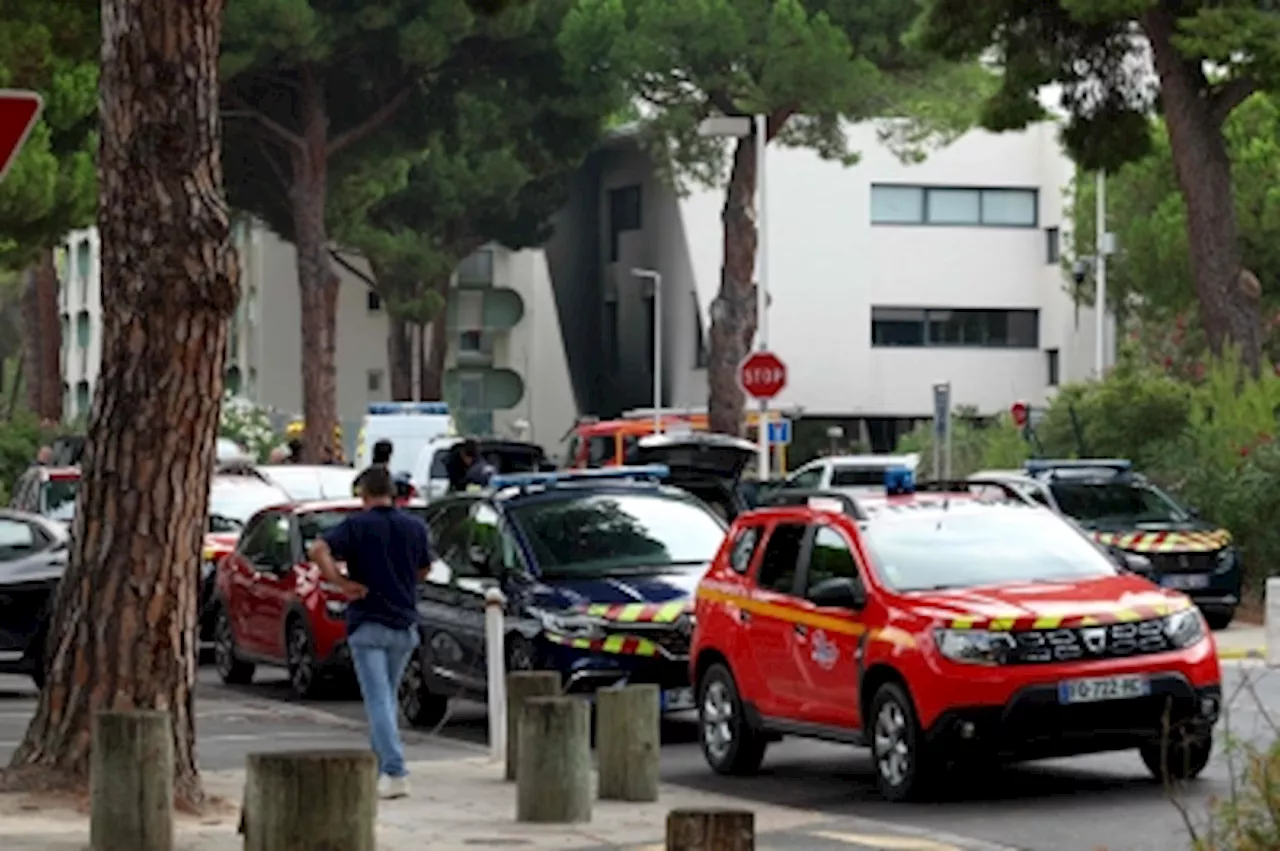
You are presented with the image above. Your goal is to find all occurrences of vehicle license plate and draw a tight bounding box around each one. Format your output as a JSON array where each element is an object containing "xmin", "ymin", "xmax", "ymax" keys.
[
  {"xmin": 1161, "ymin": 573, "xmax": 1210, "ymax": 590},
  {"xmin": 661, "ymin": 687, "xmax": 695, "ymax": 712},
  {"xmin": 1058, "ymin": 674, "xmax": 1150, "ymax": 704}
]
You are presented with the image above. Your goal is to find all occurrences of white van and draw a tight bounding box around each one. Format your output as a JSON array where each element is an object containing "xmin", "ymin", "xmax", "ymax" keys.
[{"xmin": 354, "ymin": 402, "xmax": 455, "ymax": 475}]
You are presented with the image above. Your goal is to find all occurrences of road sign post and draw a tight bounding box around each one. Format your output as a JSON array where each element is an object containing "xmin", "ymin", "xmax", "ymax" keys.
[
  {"xmin": 0, "ymin": 91, "xmax": 43, "ymax": 183},
  {"xmin": 932, "ymin": 382, "xmax": 951, "ymax": 479},
  {"xmin": 740, "ymin": 351, "xmax": 787, "ymax": 480}
]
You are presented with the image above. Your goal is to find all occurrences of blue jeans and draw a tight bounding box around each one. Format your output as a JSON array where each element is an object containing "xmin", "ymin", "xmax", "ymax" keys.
[{"xmin": 348, "ymin": 622, "xmax": 420, "ymax": 777}]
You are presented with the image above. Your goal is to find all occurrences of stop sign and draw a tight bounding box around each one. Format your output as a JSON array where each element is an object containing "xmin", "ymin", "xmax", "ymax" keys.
[
  {"xmin": 740, "ymin": 351, "xmax": 787, "ymax": 399},
  {"xmin": 0, "ymin": 90, "xmax": 43, "ymax": 183}
]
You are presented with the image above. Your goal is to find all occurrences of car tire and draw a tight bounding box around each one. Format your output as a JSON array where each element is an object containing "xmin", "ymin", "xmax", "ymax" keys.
[
  {"xmin": 286, "ymin": 616, "xmax": 324, "ymax": 700},
  {"xmin": 869, "ymin": 681, "xmax": 935, "ymax": 803},
  {"xmin": 398, "ymin": 646, "xmax": 449, "ymax": 729},
  {"xmin": 697, "ymin": 663, "xmax": 766, "ymax": 776},
  {"xmin": 1140, "ymin": 723, "xmax": 1213, "ymax": 783},
  {"xmin": 213, "ymin": 604, "xmax": 255, "ymax": 685},
  {"xmin": 1203, "ymin": 609, "xmax": 1235, "ymax": 631}
]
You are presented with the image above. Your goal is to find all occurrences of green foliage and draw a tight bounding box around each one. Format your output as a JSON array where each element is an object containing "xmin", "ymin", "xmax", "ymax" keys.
[
  {"xmin": 0, "ymin": 0, "xmax": 98, "ymax": 269},
  {"xmin": 219, "ymin": 394, "xmax": 279, "ymax": 462},
  {"xmin": 1067, "ymin": 93, "xmax": 1280, "ymax": 322},
  {"xmin": 560, "ymin": 0, "xmax": 994, "ymax": 191},
  {"xmin": 1193, "ymin": 731, "xmax": 1280, "ymax": 850},
  {"xmin": 0, "ymin": 411, "xmax": 47, "ymax": 504},
  {"xmin": 895, "ymin": 409, "xmax": 1030, "ymax": 478}
]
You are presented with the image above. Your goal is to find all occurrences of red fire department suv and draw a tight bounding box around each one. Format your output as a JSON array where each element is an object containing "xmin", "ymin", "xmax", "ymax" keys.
[{"xmin": 689, "ymin": 479, "xmax": 1221, "ymax": 802}]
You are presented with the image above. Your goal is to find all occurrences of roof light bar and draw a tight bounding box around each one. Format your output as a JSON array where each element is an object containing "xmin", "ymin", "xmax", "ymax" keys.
[
  {"xmin": 366, "ymin": 401, "xmax": 450, "ymax": 415},
  {"xmin": 885, "ymin": 465, "xmax": 915, "ymax": 495},
  {"xmin": 1024, "ymin": 458, "xmax": 1131, "ymax": 475}
]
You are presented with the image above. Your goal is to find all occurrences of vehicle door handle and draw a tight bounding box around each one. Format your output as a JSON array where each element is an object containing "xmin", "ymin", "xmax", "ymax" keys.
[
  {"xmin": 737, "ymin": 608, "xmax": 751, "ymax": 624},
  {"xmin": 794, "ymin": 624, "xmax": 808, "ymax": 637}
]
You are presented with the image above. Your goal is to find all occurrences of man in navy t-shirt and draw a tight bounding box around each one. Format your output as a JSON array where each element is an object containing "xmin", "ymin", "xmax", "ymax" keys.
[{"xmin": 308, "ymin": 465, "xmax": 431, "ymax": 799}]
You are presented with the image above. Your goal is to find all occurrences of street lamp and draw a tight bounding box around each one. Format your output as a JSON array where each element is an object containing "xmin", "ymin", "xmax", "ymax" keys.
[
  {"xmin": 631, "ymin": 267, "xmax": 663, "ymax": 435},
  {"xmin": 698, "ymin": 113, "xmax": 770, "ymax": 478}
]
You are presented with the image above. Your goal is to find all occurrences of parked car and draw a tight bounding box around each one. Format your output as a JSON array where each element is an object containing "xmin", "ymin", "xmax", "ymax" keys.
[
  {"xmin": 255, "ymin": 464, "xmax": 358, "ymax": 503},
  {"xmin": 397, "ymin": 465, "xmax": 727, "ymax": 728},
  {"xmin": 624, "ymin": 432, "xmax": 757, "ymax": 521},
  {"xmin": 211, "ymin": 498, "xmax": 430, "ymax": 699},
  {"xmin": 410, "ymin": 437, "xmax": 551, "ymax": 501},
  {"xmin": 0, "ymin": 509, "xmax": 70, "ymax": 686},
  {"xmin": 10, "ymin": 466, "xmax": 79, "ymax": 529},
  {"xmin": 777, "ymin": 453, "xmax": 921, "ymax": 495},
  {"xmin": 689, "ymin": 473, "xmax": 1220, "ymax": 801}
]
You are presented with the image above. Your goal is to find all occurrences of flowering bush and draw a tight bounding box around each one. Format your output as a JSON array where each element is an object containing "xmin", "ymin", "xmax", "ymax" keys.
[{"xmin": 219, "ymin": 393, "xmax": 279, "ymax": 462}]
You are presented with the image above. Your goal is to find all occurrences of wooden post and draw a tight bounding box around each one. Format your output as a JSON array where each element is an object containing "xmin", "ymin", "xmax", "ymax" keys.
[
  {"xmin": 242, "ymin": 750, "xmax": 377, "ymax": 851},
  {"xmin": 505, "ymin": 670, "xmax": 561, "ymax": 781},
  {"xmin": 666, "ymin": 809, "xmax": 755, "ymax": 850},
  {"xmin": 516, "ymin": 696, "xmax": 591, "ymax": 823},
  {"xmin": 90, "ymin": 710, "xmax": 173, "ymax": 851},
  {"xmin": 596, "ymin": 683, "xmax": 660, "ymax": 801}
]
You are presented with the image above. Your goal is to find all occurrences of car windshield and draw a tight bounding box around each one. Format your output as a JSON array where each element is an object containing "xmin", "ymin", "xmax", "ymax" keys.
[
  {"xmin": 297, "ymin": 506, "xmax": 430, "ymax": 549},
  {"xmin": 1049, "ymin": 480, "xmax": 1187, "ymax": 526},
  {"xmin": 42, "ymin": 479, "xmax": 78, "ymax": 521},
  {"xmin": 509, "ymin": 490, "xmax": 726, "ymax": 578},
  {"xmin": 209, "ymin": 484, "xmax": 287, "ymax": 532},
  {"xmin": 860, "ymin": 505, "xmax": 1119, "ymax": 592}
]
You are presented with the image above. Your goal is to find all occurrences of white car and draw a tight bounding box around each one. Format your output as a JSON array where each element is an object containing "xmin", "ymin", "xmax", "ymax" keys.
[
  {"xmin": 255, "ymin": 465, "xmax": 359, "ymax": 502},
  {"xmin": 778, "ymin": 453, "xmax": 921, "ymax": 494}
]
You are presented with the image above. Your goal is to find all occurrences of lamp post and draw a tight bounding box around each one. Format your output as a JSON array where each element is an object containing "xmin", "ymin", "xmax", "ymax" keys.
[
  {"xmin": 698, "ymin": 114, "xmax": 770, "ymax": 477},
  {"xmin": 1095, "ymin": 171, "xmax": 1108, "ymax": 377},
  {"xmin": 631, "ymin": 268, "xmax": 663, "ymax": 435}
]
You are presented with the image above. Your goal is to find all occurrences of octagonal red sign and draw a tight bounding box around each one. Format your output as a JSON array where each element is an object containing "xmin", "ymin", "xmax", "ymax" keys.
[
  {"xmin": 0, "ymin": 90, "xmax": 42, "ymax": 182},
  {"xmin": 740, "ymin": 351, "xmax": 787, "ymax": 399}
]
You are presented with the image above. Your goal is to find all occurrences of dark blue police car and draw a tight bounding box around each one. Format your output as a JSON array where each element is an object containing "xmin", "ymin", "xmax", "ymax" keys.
[{"xmin": 398, "ymin": 466, "xmax": 729, "ymax": 728}]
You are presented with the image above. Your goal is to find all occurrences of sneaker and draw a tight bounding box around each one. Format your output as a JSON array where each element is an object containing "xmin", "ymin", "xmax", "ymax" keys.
[{"xmin": 378, "ymin": 774, "xmax": 410, "ymax": 800}]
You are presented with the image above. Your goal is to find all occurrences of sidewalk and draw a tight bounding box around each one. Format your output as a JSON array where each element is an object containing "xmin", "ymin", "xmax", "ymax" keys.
[
  {"xmin": 0, "ymin": 755, "xmax": 836, "ymax": 851},
  {"xmin": 1216, "ymin": 623, "xmax": 1268, "ymax": 660}
]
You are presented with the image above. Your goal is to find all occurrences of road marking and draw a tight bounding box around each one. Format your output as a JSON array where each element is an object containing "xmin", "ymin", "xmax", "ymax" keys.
[{"xmin": 809, "ymin": 832, "xmax": 959, "ymax": 850}]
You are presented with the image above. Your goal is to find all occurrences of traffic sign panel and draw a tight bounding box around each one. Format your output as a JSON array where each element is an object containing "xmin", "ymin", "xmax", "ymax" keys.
[
  {"xmin": 0, "ymin": 90, "xmax": 43, "ymax": 183},
  {"xmin": 740, "ymin": 351, "xmax": 787, "ymax": 399},
  {"xmin": 767, "ymin": 418, "xmax": 792, "ymax": 445}
]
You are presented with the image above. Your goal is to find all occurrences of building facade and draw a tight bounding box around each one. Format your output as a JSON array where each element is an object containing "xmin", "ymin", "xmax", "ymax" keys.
[{"xmin": 542, "ymin": 120, "xmax": 1114, "ymax": 450}]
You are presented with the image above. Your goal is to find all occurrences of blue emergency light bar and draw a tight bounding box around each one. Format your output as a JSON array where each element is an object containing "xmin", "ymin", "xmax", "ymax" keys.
[
  {"xmin": 1024, "ymin": 458, "xmax": 1131, "ymax": 475},
  {"xmin": 489, "ymin": 465, "xmax": 670, "ymax": 490},
  {"xmin": 885, "ymin": 465, "xmax": 915, "ymax": 495},
  {"xmin": 366, "ymin": 401, "xmax": 450, "ymax": 415}
]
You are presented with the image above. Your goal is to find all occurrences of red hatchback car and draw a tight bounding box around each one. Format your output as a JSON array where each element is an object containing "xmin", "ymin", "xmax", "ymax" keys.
[
  {"xmin": 211, "ymin": 497, "xmax": 428, "ymax": 699},
  {"xmin": 690, "ymin": 480, "xmax": 1221, "ymax": 802}
]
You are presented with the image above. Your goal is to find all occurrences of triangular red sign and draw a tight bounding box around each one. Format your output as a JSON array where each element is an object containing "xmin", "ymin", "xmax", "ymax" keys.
[{"xmin": 0, "ymin": 90, "xmax": 44, "ymax": 182}]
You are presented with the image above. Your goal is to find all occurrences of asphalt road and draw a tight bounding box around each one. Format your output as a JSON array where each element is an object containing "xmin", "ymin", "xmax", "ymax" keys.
[{"xmin": 0, "ymin": 662, "xmax": 1275, "ymax": 851}]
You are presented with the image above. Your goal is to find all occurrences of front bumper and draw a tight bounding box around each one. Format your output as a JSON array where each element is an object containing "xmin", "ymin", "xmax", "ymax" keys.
[
  {"xmin": 541, "ymin": 642, "xmax": 693, "ymax": 710},
  {"xmin": 926, "ymin": 674, "xmax": 1221, "ymax": 761}
]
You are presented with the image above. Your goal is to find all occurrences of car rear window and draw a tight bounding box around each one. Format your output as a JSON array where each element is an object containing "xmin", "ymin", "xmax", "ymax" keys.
[
  {"xmin": 859, "ymin": 505, "xmax": 1118, "ymax": 592},
  {"xmin": 42, "ymin": 479, "xmax": 78, "ymax": 521},
  {"xmin": 830, "ymin": 467, "xmax": 893, "ymax": 487},
  {"xmin": 298, "ymin": 506, "xmax": 430, "ymax": 547}
]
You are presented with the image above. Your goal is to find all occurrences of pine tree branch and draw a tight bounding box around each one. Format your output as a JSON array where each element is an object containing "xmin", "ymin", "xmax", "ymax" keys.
[
  {"xmin": 327, "ymin": 84, "xmax": 414, "ymax": 157},
  {"xmin": 1209, "ymin": 77, "xmax": 1256, "ymax": 126},
  {"xmin": 329, "ymin": 249, "xmax": 379, "ymax": 290},
  {"xmin": 223, "ymin": 98, "xmax": 305, "ymax": 152}
]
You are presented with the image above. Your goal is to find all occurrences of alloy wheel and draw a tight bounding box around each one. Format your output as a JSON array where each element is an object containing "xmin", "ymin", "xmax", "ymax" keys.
[
  {"xmin": 288, "ymin": 622, "xmax": 314, "ymax": 697},
  {"xmin": 701, "ymin": 679, "xmax": 735, "ymax": 764},
  {"xmin": 399, "ymin": 652, "xmax": 424, "ymax": 720},
  {"xmin": 214, "ymin": 611, "xmax": 236, "ymax": 678},
  {"xmin": 873, "ymin": 700, "xmax": 912, "ymax": 789}
]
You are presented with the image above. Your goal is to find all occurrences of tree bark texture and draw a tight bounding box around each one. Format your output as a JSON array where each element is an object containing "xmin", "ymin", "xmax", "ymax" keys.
[
  {"xmin": 291, "ymin": 67, "xmax": 341, "ymax": 462},
  {"xmin": 666, "ymin": 809, "xmax": 755, "ymax": 851},
  {"xmin": 21, "ymin": 250, "xmax": 63, "ymax": 422},
  {"xmin": 707, "ymin": 136, "xmax": 760, "ymax": 436},
  {"xmin": 387, "ymin": 314, "xmax": 414, "ymax": 401},
  {"xmin": 421, "ymin": 280, "xmax": 450, "ymax": 401},
  {"xmin": 1143, "ymin": 9, "xmax": 1262, "ymax": 373},
  {"xmin": 8, "ymin": 0, "xmax": 238, "ymax": 809}
]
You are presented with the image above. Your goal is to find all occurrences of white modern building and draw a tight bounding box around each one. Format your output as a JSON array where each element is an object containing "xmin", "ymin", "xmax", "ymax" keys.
[
  {"xmin": 542, "ymin": 120, "xmax": 1113, "ymax": 451},
  {"xmin": 55, "ymin": 224, "xmax": 578, "ymax": 450}
]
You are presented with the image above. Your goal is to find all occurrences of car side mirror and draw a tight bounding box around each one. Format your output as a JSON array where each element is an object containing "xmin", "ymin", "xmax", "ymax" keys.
[
  {"xmin": 469, "ymin": 545, "xmax": 492, "ymax": 572},
  {"xmin": 1186, "ymin": 506, "xmax": 1201, "ymax": 519},
  {"xmin": 1109, "ymin": 546, "xmax": 1152, "ymax": 576},
  {"xmin": 808, "ymin": 576, "xmax": 867, "ymax": 610}
]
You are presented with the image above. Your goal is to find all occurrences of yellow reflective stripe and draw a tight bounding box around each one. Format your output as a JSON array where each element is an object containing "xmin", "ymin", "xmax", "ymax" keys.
[
  {"xmin": 602, "ymin": 635, "xmax": 626, "ymax": 653},
  {"xmin": 1113, "ymin": 608, "xmax": 1141, "ymax": 622},
  {"xmin": 585, "ymin": 604, "xmax": 611, "ymax": 616},
  {"xmin": 1077, "ymin": 615, "xmax": 1101, "ymax": 626},
  {"xmin": 616, "ymin": 603, "xmax": 647, "ymax": 622},
  {"xmin": 949, "ymin": 617, "xmax": 979, "ymax": 630},
  {"xmin": 1032, "ymin": 616, "xmax": 1063, "ymax": 629},
  {"xmin": 654, "ymin": 602, "xmax": 686, "ymax": 622},
  {"xmin": 989, "ymin": 618, "xmax": 1016, "ymax": 631},
  {"xmin": 202, "ymin": 546, "xmax": 215, "ymax": 560},
  {"xmin": 696, "ymin": 586, "xmax": 864, "ymax": 637},
  {"xmin": 633, "ymin": 640, "xmax": 658, "ymax": 656}
]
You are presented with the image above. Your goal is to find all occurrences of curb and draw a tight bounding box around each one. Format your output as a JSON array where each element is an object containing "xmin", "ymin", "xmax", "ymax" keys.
[{"xmin": 1218, "ymin": 648, "xmax": 1267, "ymax": 660}]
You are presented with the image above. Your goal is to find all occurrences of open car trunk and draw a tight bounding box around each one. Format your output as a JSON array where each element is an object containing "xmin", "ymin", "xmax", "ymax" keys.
[
  {"xmin": 441, "ymin": 439, "xmax": 551, "ymax": 490},
  {"xmin": 624, "ymin": 433, "xmax": 756, "ymax": 521}
]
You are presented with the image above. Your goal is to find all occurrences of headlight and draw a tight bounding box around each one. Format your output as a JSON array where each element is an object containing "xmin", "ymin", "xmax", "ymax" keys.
[
  {"xmin": 1163, "ymin": 608, "xmax": 1205, "ymax": 648},
  {"xmin": 1122, "ymin": 552, "xmax": 1153, "ymax": 573},
  {"xmin": 1216, "ymin": 547, "xmax": 1237, "ymax": 569},
  {"xmin": 538, "ymin": 612, "xmax": 605, "ymax": 640},
  {"xmin": 933, "ymin": 628, "xmax": 1016, "ymax": 666},
  {"xmin": 325, "ymin": 599, "xmax": 347, "ymax": 617}
]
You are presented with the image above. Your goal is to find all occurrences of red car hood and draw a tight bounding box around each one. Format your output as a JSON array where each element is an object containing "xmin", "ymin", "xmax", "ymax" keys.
[
  {"xmin": 904, "ymin": 574, "xmax": 1192, "ymax": 630},
  {"xmin": 202, "ymin": 532, "xmax": 239, "ymax": 561}
]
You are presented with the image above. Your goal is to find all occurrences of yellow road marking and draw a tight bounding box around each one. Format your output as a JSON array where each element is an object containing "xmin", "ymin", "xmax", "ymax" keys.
[{"xmin": 809, "ymin": 831, "xmax": 960, "ymax": 850}]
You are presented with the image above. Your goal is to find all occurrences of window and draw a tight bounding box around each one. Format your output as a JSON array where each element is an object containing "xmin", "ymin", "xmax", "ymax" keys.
[
  {"xmin": 366, "ymin": 369, "xmax": 383, "ymax": 394},
  {"xmin": 608, "ymin": 185, "xmax": 642, "ymax": 261},
  {"xmin": 755, "ymin": 523, "xmax": 807, "ymax": 594},
  {"xmin": 459, "ymin": 330, "xmax": 483, "ymax": 352},
  {"xmin": 871, "ymin": 308, "xmax": 1039, "ymax": 349},
  {"xmin": 830, "ymin": 467, "xmax": 892, "ymax": 487},
  {"xmin": 871, "ymin": 185, "xmax": 1038, "ymax": 227},
  {"xmin": 367, "ymin": 290, "xmax": 382, "ymax": 312},
  {"xmin": 225, "ymin": 366, "xmax": 242, "ymax": 396},
  {"xmin": 458, "ymin": 373, "xmax": 484, "ymax": 409},
  {"xmin": 457, "ymin": 249, "xmax": 494, "ymax": 284},
  {"xmin": 76, "ymin": 311, "xmax": 91, "ymax": 347},
  {"xmin": 0, "ymin": 519, "xmax": 37, "ymax": 560},
  {"xmin": 803, "ymin": 526, "xmax": 861, "ymax": 597},
  {"xmin": 728, "ymin": 526, "xmax": 761, "ymax": 574},
  {"xmin": 587, "ymin": 436, "xmax": 614, "ymax": 468},
  {"xmin": 465, "ymin": 503, "xmax": 516, "ymax": 577},
  {"xmin": 75, "ymin": 381, "xmax": 91, "ymax": 416},
  {"xmin": 786, "ymin": 466, "xmax": 824, "ymax": 490},
  {"xmin": 42, "ymin": 478, "xmax": 79, "ymax": 521},
  {"xmin": 238, "ymin": 512, "xmax": 293, "ymax": 570},
  {"xmin": 426, "ymin": 502, "xmax": 474, "ymax": 575},
  {"xmin": 1046, "ymin": 348, "xmax": 1060, "ymax": 386},
  {"xmin": 1045, "ymin": 227, "xmax": 1060, "ymax": 264},
  {"xmin": 1048, "ymin": 481, "xmax": 1189, "ymax": 525}
]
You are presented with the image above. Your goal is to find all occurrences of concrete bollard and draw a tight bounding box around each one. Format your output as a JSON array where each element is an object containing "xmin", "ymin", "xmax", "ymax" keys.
[
  {"xmin": 516, "ymin": 696, "xmax": 591, "ymax": 823},
  {"xmin": 596, "ymin": 683, "xmax": 660, "ymax": 801},
  {"xmin": 1267, "ymin": 577, "xmax": 1280, "ymax": 668},
  {"xmin": 505, "ymin": 671, "xmax": 561, "ymax": 781},
  {"xmin": 242, "ymin": 750, "xmax": 376, "ymax": 851},
  {"xmin": 666, "ymin": 809, "xmax": 755, "ymax": 850},
  {"xmin": 90, "ymin": 710, "xmax": 174, "ymax": 851}
]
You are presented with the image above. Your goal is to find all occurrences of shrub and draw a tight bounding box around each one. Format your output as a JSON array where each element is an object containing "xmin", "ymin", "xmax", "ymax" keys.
[
  {"xmin": 220, "ymin": 394, "xmax": 280, "ymax": 462},
  {"xmin": 896, "ymin": 407, "xmax": 1030, "ymax": 478},
  {"xmin": 0, "ymin": 412, "xmax": 49, "ymax": 504}
]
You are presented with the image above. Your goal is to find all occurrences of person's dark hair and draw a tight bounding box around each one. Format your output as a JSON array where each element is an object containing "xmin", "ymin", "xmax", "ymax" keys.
[
  {"xmin": 459, "ymin": 438, "xmax": 479, "ymax": 461},
  {"xmin": 372, "ymin": 439, "xmax": 393, "ymax": 465},
  {"xmin": 358, "ymin": 465, "xmax": 394, "ymax": 499},
  {"xmin": 287, "ymin": 439, "xmax": 303, "ymax": 461}
]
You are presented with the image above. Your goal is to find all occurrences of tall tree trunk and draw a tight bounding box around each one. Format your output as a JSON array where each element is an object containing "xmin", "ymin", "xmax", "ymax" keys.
[
  {"xmin": 20, "ymin": 264, "xmax": 42, "ymax": 416},
  {"xmin": 291, "ymin": 67, "xmax": 341, "ymax": 463},
  {"xmin": 420, "ymin": 279, "xmax": 450, "ymax": 401},
  {"xmin": 387, "ymin": 314, "xmax": 414, "ymax": 401},
  {"xmin": 416, "ymin": 322, "xmax": 428, "ymax": 400},
  {"xmin": 707, "ymin": 135, "xmax": 759, "ymax": 436},
  {"xmin": 33, "ymin": 250, "xmax": 63, "ymax": 422},
  {"xmin": 1144, "ymin": 11, "xmax": 1262, "ymax": 373},
  {"xmin": 6, "ymin": 0, "xmax": 237, "ymax": 809}
]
